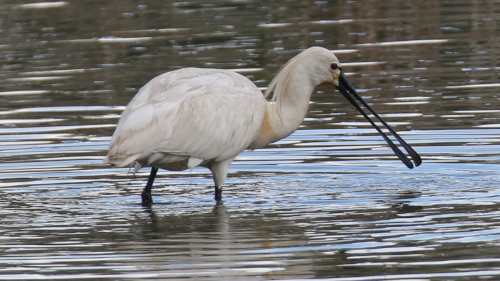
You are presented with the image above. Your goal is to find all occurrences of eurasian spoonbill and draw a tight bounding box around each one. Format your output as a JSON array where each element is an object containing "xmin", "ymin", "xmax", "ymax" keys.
[{"xmin": 105, "ymin": 46, "xmax": 421, "ymax": 205}]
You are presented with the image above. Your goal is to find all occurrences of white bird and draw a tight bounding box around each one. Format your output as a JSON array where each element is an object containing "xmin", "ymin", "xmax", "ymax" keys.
[{"xmin": 105, "ymin": 46, "xmax": 421, "ymax": 205}]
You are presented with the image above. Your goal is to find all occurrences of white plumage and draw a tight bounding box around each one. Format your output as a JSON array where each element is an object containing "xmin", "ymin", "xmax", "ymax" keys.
[
  {"xmin": 106, "ymin": 68, "xmax": 265, "ymax": 169},
  {"xmin": 105, "ymin": 46, "xmax": 421, "ymax": 205}
]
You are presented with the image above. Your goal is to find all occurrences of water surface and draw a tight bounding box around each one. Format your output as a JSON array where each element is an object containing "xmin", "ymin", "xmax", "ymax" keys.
[{"xmin": 0, "ymin": 0, "xmax": 499, "ymax": 280}]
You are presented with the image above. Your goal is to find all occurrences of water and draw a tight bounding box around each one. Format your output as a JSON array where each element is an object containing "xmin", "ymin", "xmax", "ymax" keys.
[{"xmin": 1, "ymin": 0, "xmax": 499, "ymax": 280}]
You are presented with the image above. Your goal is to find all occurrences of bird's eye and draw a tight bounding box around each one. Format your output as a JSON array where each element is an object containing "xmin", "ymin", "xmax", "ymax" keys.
[{"xmin": 330, "ymin": 63, "xmax": 339, "ymax": 70}]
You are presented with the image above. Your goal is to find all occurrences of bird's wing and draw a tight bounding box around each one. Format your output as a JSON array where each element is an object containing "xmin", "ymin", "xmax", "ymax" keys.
[{"xmin": 105, "ymin": 68, "xmax": 266, "ymax": 167}]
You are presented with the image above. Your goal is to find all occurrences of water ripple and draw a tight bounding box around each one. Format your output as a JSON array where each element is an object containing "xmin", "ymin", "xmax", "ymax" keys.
[{"xmin": 1, "ymin": 0, "xmax": 500, "ymax": 280}]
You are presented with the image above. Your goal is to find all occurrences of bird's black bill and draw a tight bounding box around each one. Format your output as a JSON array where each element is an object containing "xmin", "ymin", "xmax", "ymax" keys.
[{"xmin": 335, "ymin": 69, "xmax": 422, "ymax": 169}]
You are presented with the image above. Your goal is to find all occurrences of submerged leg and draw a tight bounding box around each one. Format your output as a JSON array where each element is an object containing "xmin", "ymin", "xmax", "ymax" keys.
[
  {"xmin": 210, "ymin": 158, "xmax": 234, "ymax": 202},
  {"xmin": 142, "ymin": 167, "xmax": 158, "ymax": 206}
]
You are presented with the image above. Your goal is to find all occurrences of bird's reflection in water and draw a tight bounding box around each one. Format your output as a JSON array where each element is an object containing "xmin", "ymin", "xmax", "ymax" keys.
[
  {"xmin": 139, "ymin": 201, "xmax": 230, "ymax": 238},
  {"xmin": 130, "ymin": 201, "xmax": 300, "ymax": 279}
]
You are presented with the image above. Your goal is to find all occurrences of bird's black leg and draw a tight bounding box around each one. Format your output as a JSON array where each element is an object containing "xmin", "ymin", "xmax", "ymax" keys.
[
  {"xmin": 214, "ymin": 186, "xmax": 222, "ymax": 202},
  {"xmin": 142, "ymin": 167, "xmax": 158, "ymax": 206}
]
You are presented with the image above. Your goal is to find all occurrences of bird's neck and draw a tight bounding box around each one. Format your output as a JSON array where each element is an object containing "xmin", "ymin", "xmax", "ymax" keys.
[{"xmin": 250, "ymin": 70, "xmax": 316, "ymax": 149}]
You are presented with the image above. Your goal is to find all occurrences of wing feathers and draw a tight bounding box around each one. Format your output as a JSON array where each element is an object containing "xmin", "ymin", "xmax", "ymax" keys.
[{"xmin": 106, "ymin": 68, "xmax": 266, "ymax": 169}]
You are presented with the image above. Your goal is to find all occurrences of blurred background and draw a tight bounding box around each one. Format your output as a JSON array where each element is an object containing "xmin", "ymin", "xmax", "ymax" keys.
[{"xmin": 0, "ymin": 0, "xmax": 499, "ymax": 280}]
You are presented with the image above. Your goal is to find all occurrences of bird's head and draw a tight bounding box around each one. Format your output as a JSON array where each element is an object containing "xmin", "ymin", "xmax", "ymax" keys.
[{"xmin": 295, "ymin": 46, "xmax": 342, "ymax": 87}]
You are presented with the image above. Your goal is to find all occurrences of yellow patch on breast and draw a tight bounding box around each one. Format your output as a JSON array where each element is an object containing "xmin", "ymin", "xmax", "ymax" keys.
[
  {"xmin": 258, "ymin": 109, "xmax": 273, "ymax": 137},
  {"xmin": 247, "ymin": 106, "xmax": 274, "ymax": 150}
]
